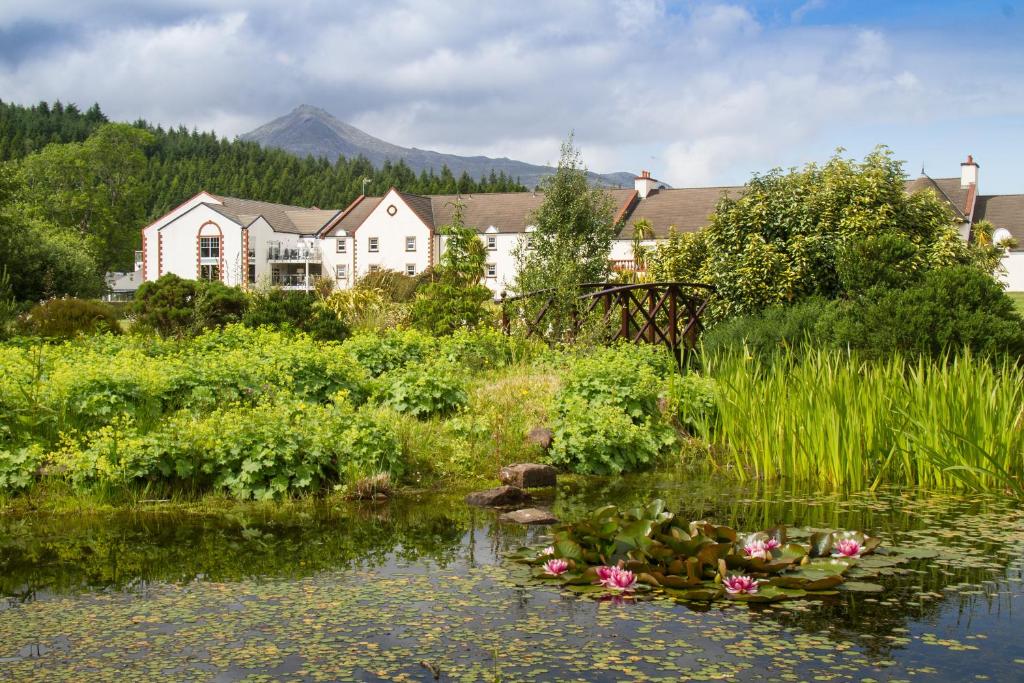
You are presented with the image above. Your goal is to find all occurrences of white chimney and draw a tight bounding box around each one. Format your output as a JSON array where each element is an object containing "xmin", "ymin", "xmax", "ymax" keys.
[
  {"xmin": 960, "ymin": 154, "xmax": 979, "ymax": 189},
  {"xmin": 634, "ymin": 170, "xmax": 658, "ymax": 199}
]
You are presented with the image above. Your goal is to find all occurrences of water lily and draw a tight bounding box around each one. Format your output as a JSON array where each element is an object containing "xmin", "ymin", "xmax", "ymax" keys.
[
  {"xmin": 540, "ymin": 546, "xmax": 555, "ymax": 557},
  {"xmin": 723, "ymin": 575, "xmax": 760, "ymax": 594},
  {"xmin": 602, "ymin": 567, "xmax": 637, "ymax": 592},
  {"xmin": 743, "ymin": 539, "xmax": 772, "ymax": 561},
  {"xmin": 594, "ymin": 565, "xmax": 615, "ymax": 584},
  {"xmin": 831, "ymin": 539, "xmax": 863, "ymax": 558},
  {"xmin": 543, "ymin": 559, "xmax": 569, "ymax": 576},
  {"xmin": 764, "ymin": 538, "xmax": 781, "ymax": 551}
]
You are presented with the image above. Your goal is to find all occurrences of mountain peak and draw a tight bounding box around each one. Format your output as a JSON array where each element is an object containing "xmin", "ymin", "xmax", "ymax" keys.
[{"xmin": 241, "ymin": 106, "xmax": 638, "ymax": 189}]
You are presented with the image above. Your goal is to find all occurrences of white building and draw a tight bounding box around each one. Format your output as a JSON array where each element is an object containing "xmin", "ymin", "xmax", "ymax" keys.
[{"xmin": 139, "ymin": 156, "xmax": 1024, "ymax": 294}]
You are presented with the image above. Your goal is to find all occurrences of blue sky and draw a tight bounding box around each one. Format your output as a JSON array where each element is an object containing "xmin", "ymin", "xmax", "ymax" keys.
[{"xmin": 0, "ymin": 0, "xmax": 1021, "ymax": 193}]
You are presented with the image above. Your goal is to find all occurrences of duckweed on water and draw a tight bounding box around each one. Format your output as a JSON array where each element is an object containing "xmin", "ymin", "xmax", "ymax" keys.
[{"xmin": 0, "ymin": 475, "xmax": 1022, "ymax": 681}]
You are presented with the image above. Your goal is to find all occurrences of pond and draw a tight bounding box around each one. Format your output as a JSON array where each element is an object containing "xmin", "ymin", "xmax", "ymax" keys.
[{"xmin": 0, "ymin": 472, "xmax": 1022, "ymax": 682}]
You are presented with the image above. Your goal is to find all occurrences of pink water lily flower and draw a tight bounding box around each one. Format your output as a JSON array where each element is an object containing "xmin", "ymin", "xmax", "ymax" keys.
[
  {"xmin": 540, "ymin": 546, "xmax": 555, "ymax": 557},
  {"xmin": 594, "ymin": 565, "xmax": 615, "ymax": 584},
  {"xmin": 831, "ymin": 539, "xmax": 863, "ymax": 558},
  {"xmin": 602, "ymin": 567, "xmax": 637, "ymax": 592},
  {"xmin": 744, "ymin": 539, "xmax": 772, "ymax": 561},
  {"xmin": 764, "ymin": 538, "xmax": 781, "ymax": 551},
  {"xmin": 723, "ymin": 575, "xmax": 760, "ymax": 594},
  {"xmin": 543, "ymin": 559, "xmax": 569, "ymax": 576}
]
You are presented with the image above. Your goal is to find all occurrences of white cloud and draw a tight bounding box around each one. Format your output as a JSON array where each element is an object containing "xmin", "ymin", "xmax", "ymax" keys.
[{"xmin": 0, "ymin": 0, "xmax": 1021, "ymax": 187}]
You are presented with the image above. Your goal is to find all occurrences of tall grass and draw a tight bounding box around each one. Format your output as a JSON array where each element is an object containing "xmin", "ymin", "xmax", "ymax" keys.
[{"xmin": 704, "ymin": 349, "xmax": 1024, "ymax": 493}]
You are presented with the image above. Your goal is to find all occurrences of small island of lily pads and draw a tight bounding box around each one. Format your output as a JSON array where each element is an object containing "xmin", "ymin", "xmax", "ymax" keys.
[{"xmin": 508, "ymin": 499, "xmax": 936, "ymax": 603}]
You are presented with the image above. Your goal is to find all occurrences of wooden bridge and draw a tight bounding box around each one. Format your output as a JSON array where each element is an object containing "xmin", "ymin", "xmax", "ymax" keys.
[{"xmin": 499, "ymin": 282, "xmax": 714, "ymax": 361}]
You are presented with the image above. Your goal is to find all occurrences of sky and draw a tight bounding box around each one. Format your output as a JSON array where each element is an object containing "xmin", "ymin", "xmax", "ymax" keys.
[{"xmin": 1, "ymin": 0, "xmax": 1022, "ymax": 192}]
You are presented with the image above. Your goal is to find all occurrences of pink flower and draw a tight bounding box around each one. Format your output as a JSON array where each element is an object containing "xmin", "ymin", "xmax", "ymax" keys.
[
  {"xmin": 602, "ymin": 567, "xmax": 637, "ymax": 592},
  {"xmin": 543, "ymin": 559, "xmax": 569, "ymax": 576},
  {"xmin": 831, "ymin": 539, "xmax": 863, "ymax": 558},
  {"xmin": 540, "ymin": 546, "xmax": 555, "ymax": 557},
  {"xmin": 594, "ymin": 565, "xmax": 615, "ymax": 584},
  {"xmin": 744, "ymin": 539, "xmax": 772, "ymax": 561},
  {"xmin": 764, "ymin": 538, "xmax": 781, "ymax": 551},
  {"xmin": 723, "ymin": 575, "xmax": 760, "ymax": 594}
]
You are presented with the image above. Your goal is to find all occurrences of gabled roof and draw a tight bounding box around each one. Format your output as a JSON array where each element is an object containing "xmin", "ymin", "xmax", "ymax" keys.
[
  {"xmin": 396, "ymin": 191, "xmax": 437, "ymax": 231},
  {"xmin": 619, "ymin": 186, "xmax": 743, "ymax": 238},
  {"xmin": 204, "ymin": 195, "xmax": 339, "ymax": 235},
  {"xmin": 327, "ymin": 196, "xmax": 383, "ymax": 234},
  {"xmin": 975, "ymin": 194, "xmax": 1024, "ymax": 244}
]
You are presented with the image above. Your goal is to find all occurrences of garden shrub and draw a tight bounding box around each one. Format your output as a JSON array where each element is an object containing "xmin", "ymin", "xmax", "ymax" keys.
[
  {"xmin": 192, "ymin": 280, "xmax": 248, "ymax": 331},
  {"xmin": 435, "ymin": 327, "xmax": 542, "ymax": 371},
  {"xmin": 548, "ymin": 396, "xmax": 675, "ymax": 475},
  {"xmin": 356, "ymin": 269, "xmax": 421, "ymax": 302},
  {"xmin": 342, "ymin": 329, "xmax": 437, "ymax": 376},
  {"xmin": 135, "ymin": 274, "xmax": 249, "ymax": 337},
  {"xmin": 827, "ymin": 266, "xmax": 1024, "ymax": 358},
  {"xmin": 243, "ymin": 289, "xmax": 349, "ymax": 341},
  {"xmin": 0, "ymin": 445, "xmax": 43, "ymax": 492},
  {"xmin": 19, "ymin": 298, "xmax": 121, "ymax": 339},
  {"xmin": 664, "ymin": 374, "xmax": 718, "ymax": 435},
  {"xmin": 701, "ymin": 298, "xmax": 834, "ymax": 360},
  {"xmin": 547, "ymin": 344, "xmax": 676, "ymax": 474},
  {"xmin": 375, "ymin": 361, "xmax": 468, "ymax": 418}
]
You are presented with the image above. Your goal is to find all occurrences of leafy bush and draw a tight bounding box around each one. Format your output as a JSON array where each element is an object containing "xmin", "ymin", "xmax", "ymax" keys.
[
  {"xmin": 547, "ymin": 345, "xmax": 676, "ymax": 474},
  {"xmin": 665, "ymin": 373, "xmax": 718, "ymax": 435},
  {"xmin": 826, "ymin": 266, "xmax": 1024, "ymax": 358},
  {"xmin": 134, "ymin": 274, "xmax": 248, "ymax": 337},
  {"xmin": 701, "ymin": 298, "xmax": 834, "ymax": 359},
  {"xmin": 342, "ymin": 330, "xmax": 437, "ymax": 376},
  {"xmin": 19, "ymin": 298, "xmax": 121, "ymax": 339},
  {"xmin": 835, "ymin": 231, "xmax": 922, "ymax": 295},
  {"xmin": 356, "ymin": 269, "xmax": 421, "ymax": 302},
  {"xmin": 548, "ymin": 396, "xmax": 674, "ymax": 475},
  {"xmin": 435, "ymin": 327, "xmax": 542, "ymax": 371},
  {"xmin": 192, "ymin": 280, "xmax": 248, "ymax": 330},
  {"xmin": 0, "ymin": 446, "xmax": 43, "ymax": 492},
  {"xmin": 243, "ymin": 289, "xmax": 349, "ymax": 341},
  {"xmin": 319, "ymin": 288, "xmax": 408, "ymax": 332},
  {"xmin": 375, "ymin": 361, "xmax": 468, "ymax": 418}
]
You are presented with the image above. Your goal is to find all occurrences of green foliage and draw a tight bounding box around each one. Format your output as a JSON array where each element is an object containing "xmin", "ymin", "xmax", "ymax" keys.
[
  {"xmin": 665, "ymin": 373, "xmax": 718, "ymax": 435},
  {"xmin": 411, "ymin": 200, "xmax": 493, "ymax": 334},
  {"xmin": 512, "ymin": 135, "xmax": 618, "ymax": 340},
  {"xmin": 242, "ymin": 289, "xmax": 348, "ymax": 341},
  {"xmin": 0, "ymin": 445, "xmax": 42, "ymax": 492},
  {"xmin": 134, "ymin": 274, "xmax": 252, "ymax": 337},
  {"xmin": 19, "ymin": 298, "xmax": 121, "ymax": 339},
  {"xmin": 547, "ymin": 345, "xmax": 676, "ymax": 474},
  {"xmin": 375, "ymin": 361, "xmax": 469, "ymax": 418},
  {"xmin": 17, "ymin": 123, "xmax": 153, "ymax": 271},
  {"xmin": 701, "ymin": 298, "xmax": 834, "ymax": 359},
  {"xmin": 356, "ymin": 269, "xmax": 421, "ymax": 302},
  {"xmin": 648, "ymin": 229, "xmax": 707, "ymax": 282},
  {"xmin": 835, "ymin": 231, "xmax": 922, "ymax": 295},
  {"xmin": 0, "ymin": 268, "xmax": 19, "ymax": 339},
  {"xmin": 342, "ymin": 329, "xmax": 437, "ymax": 376},
  {"xmin": 826, "ymin": 266, "xmax": 1024, "ymax": 358}
]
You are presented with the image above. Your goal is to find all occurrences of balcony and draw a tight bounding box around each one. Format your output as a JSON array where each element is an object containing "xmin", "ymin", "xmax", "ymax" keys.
[
  {"xmin": 270, "ymin": 274, "xmax": 313, "ymax": 290},
  {"xmin": 267, "ymin": 246, "xmax": 321, "ymax": 263}
]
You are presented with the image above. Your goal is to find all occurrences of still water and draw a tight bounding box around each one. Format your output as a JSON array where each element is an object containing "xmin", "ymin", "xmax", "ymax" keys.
[{"xmin": 0, "ymin": 473, "xmax": 1021, "ymax": 681}]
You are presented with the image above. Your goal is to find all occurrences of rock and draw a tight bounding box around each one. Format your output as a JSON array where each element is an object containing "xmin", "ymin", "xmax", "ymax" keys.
[
  {"xmin": 526, "ymin": 427, "xmax": 554, "ymax": 451},
  {"xmin": 465, "ymin": 485, "xmax": 531, "ymax": 507},
  {"xmin": 499, "ymin": 462, "xmax": 557, "ymax": 489},
  {"xmin": 499, "ymin": 508, "xmax": 558, "ymax": 525}
]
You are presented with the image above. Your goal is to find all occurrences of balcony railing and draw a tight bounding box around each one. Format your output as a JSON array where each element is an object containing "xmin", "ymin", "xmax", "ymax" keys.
[
  {"xmin": 270, "ymin": 274, "xmax": 312, "ymax": 288},
  {"xmin": 267, "ymin": 246, "xmax": 321, "ymax": 262}
]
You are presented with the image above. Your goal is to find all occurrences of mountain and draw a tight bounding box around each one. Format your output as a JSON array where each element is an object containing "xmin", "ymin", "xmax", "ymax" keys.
[{"xmin": 240, "ymin": 105, "xmax": 638, "ymax": 190}]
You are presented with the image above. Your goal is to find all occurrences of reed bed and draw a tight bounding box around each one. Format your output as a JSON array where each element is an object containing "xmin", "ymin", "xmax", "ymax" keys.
[{"xmin": 703, "ymin": 350, "xmax": 1024, "ymax": 493}]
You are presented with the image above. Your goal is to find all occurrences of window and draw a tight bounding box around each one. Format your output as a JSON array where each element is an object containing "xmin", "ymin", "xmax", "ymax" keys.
[
  {"xmin": 486, "ymin": 235, "xmax": 497, "ymax": 251},
  {"xmin": 247, "ymin": 264, "xmax": 256, "ymax": 284},
  {"xmin": 336, "ymin": 239, "xmax": 346, "ymax": 253},
  {"xmin": 336, "ymin": 264, "xmax": 348, "ymax": 280},
  {"xmin": 199, "ymin": 264, "xmax": 220, "ymax": 281},
  {"xmin": 368, "ymin": 264, "xmax": 381, "ymax": 273},
  {"xmin": 405, "ymin": 236, "xmax": 417, "ymax": 252},
  {"xmin": 485, "ymin": 263, "xmax": 497, "ymax": 278},
  {"xmin": 405, "ymin": 263, "xmax": 416, "ymax": 276},
  {"xmin": 368, "ymin": 237, "xmax": 379, "ymax": 253},
  {"xmin": 200, "ymin": 236, "xmax": 220, "ymax": 259}
]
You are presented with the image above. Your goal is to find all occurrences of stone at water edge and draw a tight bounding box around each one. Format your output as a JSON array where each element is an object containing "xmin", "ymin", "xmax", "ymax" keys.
[
  {"xmin": 499, "ymin": 463, "xmax": 557, "ymax": 489},
  {"xmin": 465, "ymin": 486, "xmax": 531, "ymax": 507},
  {"xmin": 525, "ymin": 427, "xmax": 554, "ymax": 451},
  {"xmin": 499, "ymin": 508, "xmax": 558, "ymax": 525}
]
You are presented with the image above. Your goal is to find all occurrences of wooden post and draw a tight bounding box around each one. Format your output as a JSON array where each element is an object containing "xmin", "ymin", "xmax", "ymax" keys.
[
  {"xmin": 668, "ymin": 285, "xmax": 678, "ymax": 353},
  {"xmin": 647, "ymin": 288, "xmax": 657, "ymax": 344},
  {"xmin": 620, "ymin": 293, "xmax": 630, "ymax": 340}
]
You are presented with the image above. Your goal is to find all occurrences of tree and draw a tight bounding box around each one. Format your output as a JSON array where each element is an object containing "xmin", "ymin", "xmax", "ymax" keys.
[
  {"xmin": 410, "ymin": 200, "xmax": 493, "ymax": 334},
  {"xmin": 512, "ymin": 135, "xmax": 617, "ymax": 339},
  {"xmin": 18, "ymin": 123, "xmax": 153, "ymax": 270},
  {"xmin": 649, "ymin": 147, "xmax": 982, "ymax": 322}
]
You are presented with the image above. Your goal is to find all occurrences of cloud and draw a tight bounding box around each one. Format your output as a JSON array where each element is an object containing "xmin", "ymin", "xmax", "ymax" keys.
[{"xmin": 0, "ymin": 0, "xmax": 1021, "ymax": 189}]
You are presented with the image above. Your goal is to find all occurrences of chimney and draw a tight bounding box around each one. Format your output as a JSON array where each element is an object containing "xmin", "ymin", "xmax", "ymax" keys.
[
  {"xmin": 960, "ymin": 154, "xmax": 979, "ymax": 189},
  {"xmin": 634, "ymin": 170, "xmax": 658, "ymax": 199}
]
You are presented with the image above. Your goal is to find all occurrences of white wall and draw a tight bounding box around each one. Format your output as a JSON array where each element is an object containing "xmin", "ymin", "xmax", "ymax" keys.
[
  {"xmin": 1001, "ymin": 252, "xmax": 1024, "ymax": 291},
  {"xmin": 154, "ymin": 204, "xmax": 244, "ymax": 286},
  {"xmin": 141, "ymin": 191, "xmax": 220, "ymax": 282},
  {"xmin": 352, "ymin": 189, "xmax": 433, "ymax": 279},
  {"xmin": 321, "ymin": 233, "xmax": 355, "ymax": 289}
]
